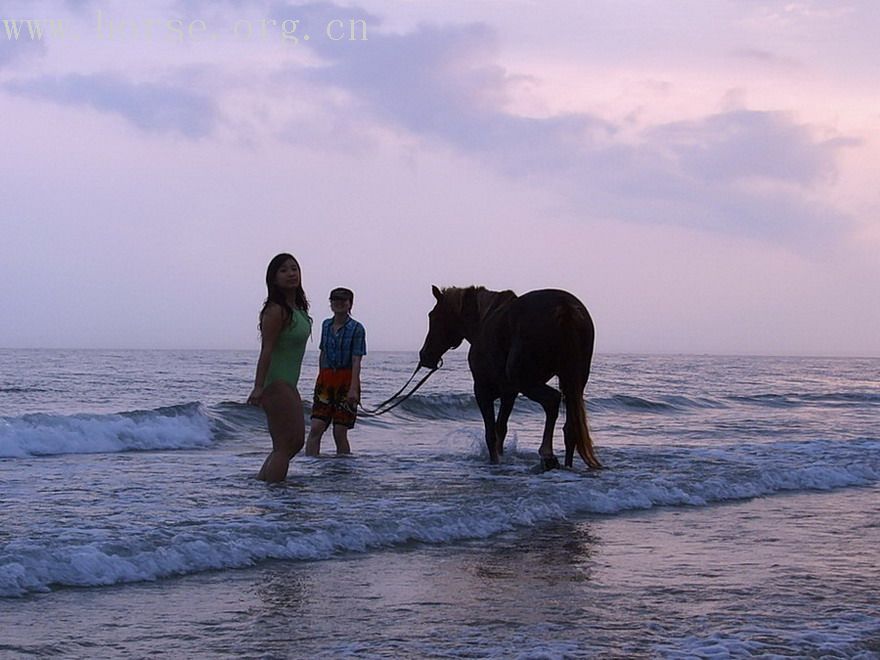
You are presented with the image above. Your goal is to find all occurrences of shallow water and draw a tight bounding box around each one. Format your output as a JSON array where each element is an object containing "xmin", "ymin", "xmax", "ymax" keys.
[
  {"xmin": 4, "ymin": 487, "xmax": 877, "ymax": 658},
  {"xmin": 1, "ymin": 350, "xmax": 879, "ymax": 657}
]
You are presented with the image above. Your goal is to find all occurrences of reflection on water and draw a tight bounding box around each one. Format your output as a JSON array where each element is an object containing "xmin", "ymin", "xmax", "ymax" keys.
[
  {"xmin": 254, "ymin": 569, "xmax": 310, "ymax": 613},
  {"xmin": 237, "ymin": 520, "xmax": 603, "ymax": 657},
  {"xmin": 472, "ymin": 520, "xmax": 597, "ymax": 584}
]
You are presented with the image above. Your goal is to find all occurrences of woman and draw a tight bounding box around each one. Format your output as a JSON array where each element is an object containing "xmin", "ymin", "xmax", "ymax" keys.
[{"xmin": 247, "ymin": 253, "xmax": 311, "ymax": 482}]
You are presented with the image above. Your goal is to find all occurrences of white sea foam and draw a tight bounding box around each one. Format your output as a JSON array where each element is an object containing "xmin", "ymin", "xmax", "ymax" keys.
[
  {"xmin": 0, "ymin": 515, "xmax": 511, "ymax": 597},
  {"xmin": 655, "ymin": 615, "xmax": 880, "ymax": 659},
  {"xmin": 571, "ymin": 441, "xmax": 880, "ymax": 515},
  {"xmin": 2, "ymin": 439, "xmax": 878, "ymax": 597},
  {"xmin": 0, "ymin": 404, "xmax": 215, "ymax": 457}
]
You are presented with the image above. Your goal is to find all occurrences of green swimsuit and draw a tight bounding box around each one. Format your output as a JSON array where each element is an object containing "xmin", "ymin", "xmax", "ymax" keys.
[{"xmin": 264, "ymin": 309, "xmax": 310, "ymax": 388}]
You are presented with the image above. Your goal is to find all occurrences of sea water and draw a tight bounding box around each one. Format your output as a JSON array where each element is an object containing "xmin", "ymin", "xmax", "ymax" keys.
[{"xmin": 1, "ymin": 349, "xmax": 878, "ymax": 658}]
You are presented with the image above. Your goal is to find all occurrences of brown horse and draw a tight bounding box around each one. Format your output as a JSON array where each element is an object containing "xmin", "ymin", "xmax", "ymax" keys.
[{"xmin": 418, "ymin": 286, "xmax": 602, "ymax": 470}]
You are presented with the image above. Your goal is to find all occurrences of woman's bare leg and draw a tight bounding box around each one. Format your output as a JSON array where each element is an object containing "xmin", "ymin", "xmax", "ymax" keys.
[{"xmin": 257, "ymin": 382, "xmax": 305, "ymax": 482}]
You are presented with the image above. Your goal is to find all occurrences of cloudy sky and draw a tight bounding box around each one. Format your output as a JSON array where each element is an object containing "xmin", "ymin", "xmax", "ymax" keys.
[{"xmin": 1, "ymin": 0, "xmax": 878, "ymax": 355}]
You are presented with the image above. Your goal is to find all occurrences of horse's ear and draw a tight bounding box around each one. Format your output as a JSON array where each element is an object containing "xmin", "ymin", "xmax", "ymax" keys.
[{"xmin": 432, "ymin": 285, "xmax": 443, "ymax": 302}]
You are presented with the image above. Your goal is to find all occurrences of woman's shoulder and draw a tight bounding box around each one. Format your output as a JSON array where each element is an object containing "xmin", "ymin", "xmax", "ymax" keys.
[{"xmin": 262, "ymin": 302, "xmax": 286, "ymax": 319}]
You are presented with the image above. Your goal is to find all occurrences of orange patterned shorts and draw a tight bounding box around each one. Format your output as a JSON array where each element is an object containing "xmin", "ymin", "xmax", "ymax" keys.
[{"xmin": 311, "ymin": 368, "xmax": 357, "ymax": 428}]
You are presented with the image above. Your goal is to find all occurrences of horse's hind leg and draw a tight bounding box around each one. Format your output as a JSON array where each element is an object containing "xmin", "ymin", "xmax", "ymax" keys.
[
  {"xmin": 474, "ymin": 384, "xmax": 500, "ymax": 463},
  {"xmin": 495, "ymin": 393, "xmax": 516, "ymax": 456},
  {"xmin": 520, "ymin": 383, "xmax": 561, "ymax": 470},
  {"xmin": 561, "ymin": 387, "xmax": 582, "ymax": 467}
]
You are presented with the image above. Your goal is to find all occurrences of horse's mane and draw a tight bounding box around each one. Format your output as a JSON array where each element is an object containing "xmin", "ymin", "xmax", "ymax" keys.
[{"xmin": 441, "ymin": 286, "xmax": 516, "ymax": 322}]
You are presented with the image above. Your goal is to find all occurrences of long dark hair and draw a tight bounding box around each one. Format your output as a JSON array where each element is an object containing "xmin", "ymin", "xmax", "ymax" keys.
[{"xmin": 259, "ymin": 253, "xmax": 310, "ymax": 333}]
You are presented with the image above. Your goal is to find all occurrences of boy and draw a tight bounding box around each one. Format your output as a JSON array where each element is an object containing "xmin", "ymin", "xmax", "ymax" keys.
[{"xmin": 305, "ymin": 287, "xmax": 366, "ymax": 456}]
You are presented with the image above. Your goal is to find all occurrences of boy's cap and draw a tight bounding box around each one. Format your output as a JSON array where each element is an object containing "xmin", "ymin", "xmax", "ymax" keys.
[{"xmin": 329, "ymin": 287, "xmax": 354, "ymax": 302}]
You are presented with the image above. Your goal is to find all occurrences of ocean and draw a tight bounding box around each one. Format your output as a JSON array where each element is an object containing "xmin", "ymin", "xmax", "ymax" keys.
[{"xmin": 1, "ymin": 349, "xmax": 878, "ymax": 658}]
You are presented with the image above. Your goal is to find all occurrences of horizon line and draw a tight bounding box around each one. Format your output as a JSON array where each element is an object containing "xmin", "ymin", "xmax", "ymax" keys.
[{"xmin": 1, "ymin": 347, "xmax": 878, "ymax": 360}]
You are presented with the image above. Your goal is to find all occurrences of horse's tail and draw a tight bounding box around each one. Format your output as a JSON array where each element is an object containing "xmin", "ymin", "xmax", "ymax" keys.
[
  {"xmin": 562, "ymin": 381, "xmax": 602, "ymax": 469},
  {"xmin": 557, "ymin": 302, "xmax": 602, "ymax": 469}
]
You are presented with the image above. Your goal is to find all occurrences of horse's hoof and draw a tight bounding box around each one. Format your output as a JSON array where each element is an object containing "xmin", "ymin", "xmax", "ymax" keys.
[{"xmin": 540, "ymin": 455, "xmax": 560, "ymax": 471}]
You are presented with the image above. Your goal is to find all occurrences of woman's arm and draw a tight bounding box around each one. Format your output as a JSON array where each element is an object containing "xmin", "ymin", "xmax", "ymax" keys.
[{"xmin": 247, "ymin": 304, "xmax": 284, "ymax": 405}]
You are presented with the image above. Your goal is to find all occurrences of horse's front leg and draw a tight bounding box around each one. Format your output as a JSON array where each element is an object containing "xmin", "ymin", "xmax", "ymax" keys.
[
  {"xmin": 494, "ymin": 393, "xmax": 516, "ymax": 457},
  {"xmin": 520, "ymin": 383, "xmax": 561, "ymax": 470},
  {"xmin": 474, "ymin": 384, "xmax": 500, "ymax": 463}
]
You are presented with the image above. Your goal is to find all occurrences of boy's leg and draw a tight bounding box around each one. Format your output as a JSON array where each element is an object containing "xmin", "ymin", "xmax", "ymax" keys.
[
  {"xmin": 332, "ymin": 423, "xmax": 351, "ymax": 455},
  {"xmin": 331, "ymin": 372, "xmax": 356, "ymax": 455},
  {"xmin": 306, "ymin": 369, "xmax": 333, "ymax": 457},
  {"xmin": 306, "ymin": 418, "xmax": 328, "ymax": 456}
]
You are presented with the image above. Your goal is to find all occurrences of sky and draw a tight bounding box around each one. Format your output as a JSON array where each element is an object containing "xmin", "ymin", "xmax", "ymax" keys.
[{"xmin": 1, "ymin": 0, "xmax": 878, "ymax": 355}]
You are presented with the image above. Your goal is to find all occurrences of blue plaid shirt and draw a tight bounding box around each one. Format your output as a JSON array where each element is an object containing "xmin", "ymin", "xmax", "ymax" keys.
[{"xmin": 319, "ymin": 316, "xmax": 366, "ymax": 369}]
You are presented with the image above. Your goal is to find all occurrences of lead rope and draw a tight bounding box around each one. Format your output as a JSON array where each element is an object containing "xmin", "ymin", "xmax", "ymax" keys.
[{"xmin": 358, "ymin": 359, "xmax": 442, "ymax": 417}]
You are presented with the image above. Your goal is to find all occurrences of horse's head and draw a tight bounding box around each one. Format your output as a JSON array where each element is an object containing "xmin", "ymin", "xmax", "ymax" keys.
[{"xmin": 418, "ymin": 285, "xmax": 467, "ymax": 369}]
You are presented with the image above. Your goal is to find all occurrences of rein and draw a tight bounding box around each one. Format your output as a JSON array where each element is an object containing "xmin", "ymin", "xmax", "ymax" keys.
[{"xmin": 358, "ymin": 359, "xmax": 442, "ymax": 417}]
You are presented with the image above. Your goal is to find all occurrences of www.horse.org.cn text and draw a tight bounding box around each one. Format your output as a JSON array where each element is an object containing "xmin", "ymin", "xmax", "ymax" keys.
[{"xmin": 2, "ymin": 11, "xmax": 369, "ymax": 44}]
